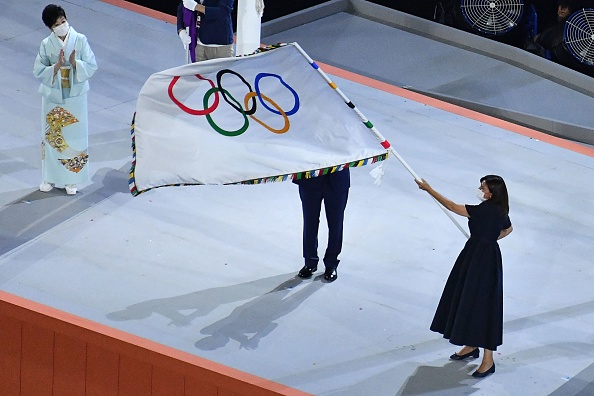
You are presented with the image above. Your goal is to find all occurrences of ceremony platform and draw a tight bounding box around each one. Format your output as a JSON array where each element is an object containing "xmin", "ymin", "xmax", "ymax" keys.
[{"xmin": 1, "ymin": 0, "xmax": 593, "ymax": 394}]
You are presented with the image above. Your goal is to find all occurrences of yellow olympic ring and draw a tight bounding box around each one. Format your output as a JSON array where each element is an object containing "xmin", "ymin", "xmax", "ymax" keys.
[{"xmin": 244, "ymin": 92, "xmax": 289, "ymax": 134}]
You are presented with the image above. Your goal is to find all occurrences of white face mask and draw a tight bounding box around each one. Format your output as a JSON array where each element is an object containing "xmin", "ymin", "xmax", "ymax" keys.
[
  {"xmin": 53, "ymin": 21, "xmax": 70, "ymax": 37},
  {"xmin": 476, "ymin": 189, "xmax": 486, "ymax": 202}
]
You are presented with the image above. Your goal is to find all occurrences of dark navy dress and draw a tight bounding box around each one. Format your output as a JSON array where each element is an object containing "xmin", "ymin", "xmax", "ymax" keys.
[{"xmin": 430, "ymin": 201, "xmax": 512, "ymax": 351}]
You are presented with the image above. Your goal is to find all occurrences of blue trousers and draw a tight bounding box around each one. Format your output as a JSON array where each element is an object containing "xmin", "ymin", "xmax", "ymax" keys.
[{"xmin": 295, "ymin": 170, "xmax": 350, "ymax": 270}]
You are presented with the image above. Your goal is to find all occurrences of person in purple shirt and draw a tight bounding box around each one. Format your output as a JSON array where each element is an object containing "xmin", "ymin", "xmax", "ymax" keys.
[{"xmin": 176, "ymin": 0, "xmax": 234, "ymax": 62}]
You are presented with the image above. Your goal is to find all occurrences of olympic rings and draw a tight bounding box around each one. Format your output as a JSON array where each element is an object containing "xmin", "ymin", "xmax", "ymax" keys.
[
  {"xmin": 217, "ymin": 69, "xmax": 256, "ymax": 116},
  {"xmin": 168, "ymin": 74, "xmax": 219, "ymax": 116},
  {"xmin": 254, "ymin": 73, "xmax": 300, "ymax": 116},
  {"xmin": 168, "ymin": 69, "xmax": 300, "ymax": 137},
  {"xmin": 204, "ymin": 87, "xmax": 249, "ymax": 137},
  {"xmin": 244, "ymin": 92, "xmax": 289, "ymax": 134}
]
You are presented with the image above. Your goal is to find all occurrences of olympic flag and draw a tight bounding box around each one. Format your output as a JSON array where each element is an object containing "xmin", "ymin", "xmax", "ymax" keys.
[{"xmin": 129, "ymin": 43, "xmax": 388, "ymax": 195}]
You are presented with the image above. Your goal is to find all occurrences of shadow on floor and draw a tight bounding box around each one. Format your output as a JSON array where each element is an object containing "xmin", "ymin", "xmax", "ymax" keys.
[
  {"xmin": 108, "ymin": 273, "xmax": 324, "ymax": 350},
  {"xmin": 396, "ymin": 361, "xmax": 479, "ymax": 395},
  {"xmin": 0, "ymin": 166, "xmax": 130, "ymax": 284},
  {"xmin": 196, "ymin": 276, "xmax": 323, "ymax": 350}
]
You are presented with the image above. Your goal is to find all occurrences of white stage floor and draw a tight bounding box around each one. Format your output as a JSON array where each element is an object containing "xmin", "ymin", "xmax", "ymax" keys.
[{"xmin": 2, "ymin": 1, "xmax": 594, "ymax": 395}]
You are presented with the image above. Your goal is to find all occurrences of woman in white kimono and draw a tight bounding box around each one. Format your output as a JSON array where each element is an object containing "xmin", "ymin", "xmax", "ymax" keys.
[{"xmin": 33, "ymin": 4, "xmax": 97, "ymax": 195}]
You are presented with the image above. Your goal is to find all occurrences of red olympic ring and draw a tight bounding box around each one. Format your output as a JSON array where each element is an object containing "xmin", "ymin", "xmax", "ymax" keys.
[
  {"xmin": 167, "ymin": 70, "xmax": 299, "ymax": 137},
  {"xmin": 168, "ymin": 74, "xmax": 219, "ymax": 115}
]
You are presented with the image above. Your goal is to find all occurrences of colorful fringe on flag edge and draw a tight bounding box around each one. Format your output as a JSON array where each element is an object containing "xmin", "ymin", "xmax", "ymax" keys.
[
  {"xmin": 128, "ymin": 113, "xmax": 388, "ymax": 196},
  {"xmin": 128, "ymin": 43, "xmax": 389, "ymax": 197}
]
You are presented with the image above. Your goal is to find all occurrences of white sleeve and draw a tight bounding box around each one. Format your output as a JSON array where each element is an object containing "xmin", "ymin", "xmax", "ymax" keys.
[
  {"xmin": 73, "ymin": 35, "xmax": 98, "ymax": 84},
  {"xmin": 33, "ymin": 40, "xmax": 59, "ymax": 88}
]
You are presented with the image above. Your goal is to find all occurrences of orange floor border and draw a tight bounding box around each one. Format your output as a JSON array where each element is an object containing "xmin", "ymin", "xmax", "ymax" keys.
[
  {"xmin": 0, "ymin": 290, "xmax": 310, "ymax": 395},
  {"xmin": 100, "ymin": 0, "xmax": 176, "ymax": 24},
  {"xmin": 316, "ymin": 62, "xmax": 594, "ymax": 159}
]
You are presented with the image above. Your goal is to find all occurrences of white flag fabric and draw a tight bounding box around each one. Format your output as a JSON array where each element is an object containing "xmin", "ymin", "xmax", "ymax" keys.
[{"xmin": 129, "ymin": 43, "xmax": 388, "ymax": 195}]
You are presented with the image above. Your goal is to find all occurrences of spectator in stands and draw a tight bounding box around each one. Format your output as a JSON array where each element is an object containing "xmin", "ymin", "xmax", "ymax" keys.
[{"xmin": 534, "ymin": 0, "xmax": 584, "ymax": 66}]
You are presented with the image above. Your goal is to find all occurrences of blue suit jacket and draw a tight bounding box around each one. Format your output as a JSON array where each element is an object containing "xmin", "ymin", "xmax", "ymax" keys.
[{"xmin": 176, "ymin": 0, "xmax": 234, "ymax": 46}]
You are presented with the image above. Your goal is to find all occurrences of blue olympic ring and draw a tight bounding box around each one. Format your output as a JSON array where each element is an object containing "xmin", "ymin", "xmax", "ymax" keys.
[
  {"xmin": 254, "ymin": 73, "xmax": 300, "ymax": 116},
  {"xmin": 169, "ymin": 69, "xmax": 300, "ymax": 136}
]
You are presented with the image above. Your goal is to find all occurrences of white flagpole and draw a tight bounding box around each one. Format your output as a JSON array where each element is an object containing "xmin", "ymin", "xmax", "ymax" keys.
[{"xmin": 292, "ymin": 42, "xmax": 470, "ymax": 239}]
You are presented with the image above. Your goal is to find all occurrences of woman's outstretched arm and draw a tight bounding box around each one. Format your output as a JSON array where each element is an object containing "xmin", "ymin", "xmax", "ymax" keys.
[{"xmin": 415, "ymin": 178, "xmax": 469, "ymax": 218}]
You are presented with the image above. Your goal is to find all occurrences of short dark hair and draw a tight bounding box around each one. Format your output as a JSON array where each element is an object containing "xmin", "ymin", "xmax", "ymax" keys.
[
  {"xmin": 558, "ymin": 0, "xmax": 583, "ymax": 13},
  {"xmin": 481, "ymin": 175, "xmax": 509, "ymax": 215},
  {"xmin": 42, "ymin": 4, "xmax": 66, "ymax": 28}
]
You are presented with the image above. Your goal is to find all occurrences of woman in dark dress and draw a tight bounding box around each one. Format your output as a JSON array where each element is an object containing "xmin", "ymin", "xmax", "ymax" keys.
[{"xmin": 415, "ymin": 175, "xmax": 513, "ymax": 378}]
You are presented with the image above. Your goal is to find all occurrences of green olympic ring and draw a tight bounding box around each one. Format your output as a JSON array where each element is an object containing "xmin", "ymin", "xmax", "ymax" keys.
[
  {"xmin": 203, "ymin": 87, "xmax": 249, "ymax": 137},
  {"xmin": 170, "ymin": 70, "xmax": 299, "ymax": 137}
]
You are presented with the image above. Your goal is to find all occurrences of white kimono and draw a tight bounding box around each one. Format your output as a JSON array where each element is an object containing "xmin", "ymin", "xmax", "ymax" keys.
[{"xmin": 33, "ymin": 27, "xmax": 97, "ymax": 186}]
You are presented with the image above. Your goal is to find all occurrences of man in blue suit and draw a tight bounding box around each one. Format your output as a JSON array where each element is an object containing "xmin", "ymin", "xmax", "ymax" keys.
[{"xmin": 293, "ymin": 169, "xmax": 350, "ymax": 282}]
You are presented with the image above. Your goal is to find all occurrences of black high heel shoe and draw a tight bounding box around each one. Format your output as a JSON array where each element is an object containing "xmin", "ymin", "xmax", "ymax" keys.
[
  {"xmin": 472, "ymin": 363, "xmax": 495, "ymax": 378},
  {"xmin": 450, "ymin": 348, "xmax": 479, "ymax": 360}
]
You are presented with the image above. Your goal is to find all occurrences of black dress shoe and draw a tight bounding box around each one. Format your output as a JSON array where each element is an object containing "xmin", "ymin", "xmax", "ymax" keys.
[
  {"xmin": 323, "ymin": 268, "xmax": 337, "ymax": 282},
  {"xmin": 472, "ymin": 363, "xmax": 495, "ymax": 378},
  {"xmin": 450, "ymin": 348, "xmax": 479, "ymax": 360},
  {"xmin": 298, "ymin": 265, "xmax": 317, "ymax": 279}
]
